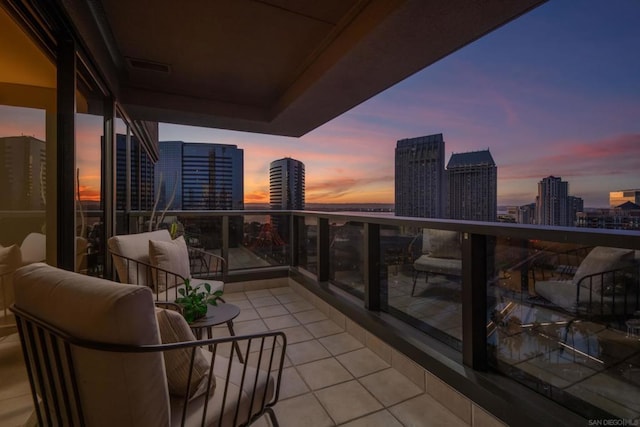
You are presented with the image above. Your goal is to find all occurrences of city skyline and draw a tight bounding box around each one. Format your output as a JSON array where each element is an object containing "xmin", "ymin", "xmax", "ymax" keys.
[{"xmin": 1, "ymin": 0, "xmax": 638, "ymax": 208}]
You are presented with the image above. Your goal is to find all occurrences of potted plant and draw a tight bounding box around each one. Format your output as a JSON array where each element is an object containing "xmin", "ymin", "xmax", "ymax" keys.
[{"xmin": 175, "ymin": 278, "xmax": 224, "ymax": 323}]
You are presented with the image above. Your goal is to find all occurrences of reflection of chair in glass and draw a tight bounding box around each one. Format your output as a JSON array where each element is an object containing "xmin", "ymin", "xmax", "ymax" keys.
[
  {"xmin": 411, "ymin": 229, "xmax": 462, "ymax": 296},
  {"xmin": 12, "ymin": 263, "xmax": 285, "ymax": 426},
  {"xmin": 108, "ymin": 229, "xmax": 225, "ymax": 302},
  {"xmin": 533, "ymin": 246, "xmax": 640, "ymax": 318}
]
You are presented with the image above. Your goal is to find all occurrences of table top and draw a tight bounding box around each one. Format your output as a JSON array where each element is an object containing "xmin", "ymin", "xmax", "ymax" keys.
[{"xmin": 189, "ymin": 303, "xmax": 240, "ymax": 329}]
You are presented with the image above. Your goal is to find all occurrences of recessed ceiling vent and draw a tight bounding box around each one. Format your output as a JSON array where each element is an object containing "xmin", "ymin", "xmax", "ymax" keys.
[{"xmin": 126, "ymin": 57, "xmax": 171, "ymax": 74}]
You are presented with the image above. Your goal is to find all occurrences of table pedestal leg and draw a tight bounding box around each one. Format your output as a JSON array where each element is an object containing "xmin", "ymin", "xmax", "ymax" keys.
[{"xmin": 227, "ymin": 320, "xmax": 244, "ymax": 363}]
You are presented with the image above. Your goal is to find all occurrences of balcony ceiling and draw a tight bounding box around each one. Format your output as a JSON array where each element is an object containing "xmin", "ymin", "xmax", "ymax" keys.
[{"xmin": 64, "ymin": 0, "xmax": 545, "ymax": 137}]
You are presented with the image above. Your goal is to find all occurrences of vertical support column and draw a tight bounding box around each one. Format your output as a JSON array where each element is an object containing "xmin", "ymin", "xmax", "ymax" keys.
[
  {"xmin": 222, "ymin": 215, "xmax": 229, "ymax": 278},
  {"xmin": 317, "ymin": 217, "xmax": 329, "ymax": 282},
  {"xmin": 462, "ymin": 232, "xmax": 488, "ymax": 370},
  {"xmin": 290, "ymin": 213, "xmax": 299, "ymax": 267},
  {"xmin": 56, "ymin": 36, "xmax": 75, "ymax": 271},
  {"xmin": 364, "ymin": 223, "xmax": 381, "ymax": 311},
  {"xmin": 102, "ymin": 97, "xmax": 115, "ymax": 279}
]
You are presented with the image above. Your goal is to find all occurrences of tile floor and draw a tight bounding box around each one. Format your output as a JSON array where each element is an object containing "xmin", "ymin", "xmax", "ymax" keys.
[{"xmin": 0, "ymin": 284, "xmax": 470, "ymax": 427}]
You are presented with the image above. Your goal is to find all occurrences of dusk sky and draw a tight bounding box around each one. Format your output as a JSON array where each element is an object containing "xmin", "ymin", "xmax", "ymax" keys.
[
  {"xmin": 160, "ymin": 0, "xmax": 640, "ymax": 208},
  {"xmin": 2, "ymin": 1, "xmax": 639, "ymax": 208}
]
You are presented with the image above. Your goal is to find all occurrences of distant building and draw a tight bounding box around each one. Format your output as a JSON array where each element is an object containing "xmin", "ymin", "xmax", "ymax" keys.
[
  {"xmin": 577, "ymin": 202, "xmax": 640, "ymax": 230},
  {"xmin": 0, "ymin": 136, "xmax": 46, "ymax": 210},
  {"xmin": 395, "ymin": 134, "xmax": 446, "ymax": 218},
  {"xmin": 446, "ymin": 149, "xmax": 497, "ymax": 222},
  {"xmin": 269, "ymin": 157, "xmax": 305, "ymax": 210},
  {"xmin": 518, "ymin": 203, "xmax": 536, "ymax": 225},
  {"xmin": 155, "ymin": 141, "xmax": 244, "ymax": 210},
  {"xmin": 568, "ymin": 196, "xmax": 584, "ymax": 226},
  {"xmin": 536, "ymin": 176, "xmax": 572, "ymax": 226},
  {"xmin": 116, "ymin": 133, "xmax": 155, "ymax": 211},
  {"xmin": 610, "ymin": 189, "xmax": 640, "ymax": 208}
]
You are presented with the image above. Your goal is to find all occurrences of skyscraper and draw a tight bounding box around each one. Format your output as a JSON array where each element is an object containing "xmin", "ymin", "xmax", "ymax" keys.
[
  {"xmin": 536, "ymin": 176, "xmax": 571, "ymax": 226},
  {"xmin": 446, "ymin": 150, "xmax": 497, "ymax": 222},
  {"xmin": 155, "ymin": 141, "xmax": 244, "ymax": 211},
  {"xmin": 269, "ymin": 157, "xmax": 305, "ymax": 210},
  {"xmin": 116, "ymin": 133, "xmax": 155, "ymax": 211},
  {"xmin": 0, "ymin": 136, "xmax": 46, "ymax": 210},
  {"xmin": 395, "ymin": 134, "xmax": 446, "ymax": 218}
]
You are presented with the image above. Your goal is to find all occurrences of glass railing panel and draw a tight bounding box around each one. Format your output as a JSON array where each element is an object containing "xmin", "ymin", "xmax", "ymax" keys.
[
  {"xmin": 330, "ymin": 220, "xmax": 364, "ymax": 299},
  {"xmin": 179, "ymin": 215, "xmax": 223, "ymax": 255},
  {"xmin": 386, "ymin": 227, "xmax": 463, "ymax": 347},
  {"xmin": 229, "ymin": 213, "xmax": 289, "ymax": 271},
  {"xmin": 488, "ymin": 239, "xmax": 640, "ymax": 419},
  {"xmin": 298, "ymin": 215, "xmax": 317, "ymax": 275}
]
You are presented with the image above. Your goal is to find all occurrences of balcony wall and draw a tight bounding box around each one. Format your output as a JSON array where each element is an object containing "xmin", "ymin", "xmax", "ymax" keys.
[{"xmin": 121, "ymin": 210, "xmax": 639, "ymax": 425}]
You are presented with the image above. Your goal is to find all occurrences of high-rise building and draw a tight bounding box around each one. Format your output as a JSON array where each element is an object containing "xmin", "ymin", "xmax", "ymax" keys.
[
  {"xmin": 446, "ymin": 150, "xmax": 497, "ymax": 222},
  {"xmin": 568, "ymin": 195, "xmax": 584, "ymax": 226},
  {"xmin": 610, "ymin": 189, "xmax": 640, "ymax": 208},
  {"xmin": 269, "ymin": 157, "xmax": 305, "ymax": 210},
  {"xmin": 518, "ymin": 203, "xmax": 536, "ymax": 225},
  {"xmin": 155, "ymin": 141, "xmax": 244, "ymax": 211},
  {"xmin": 536, "ymin": 176, "xmax": 572, "ymax": 226},
  {"xmin": 0, "ymin": 136, "xmax": 46, "ymax": 210},
  {"xmin": 116, "ymin": 133, "xmax": 155, "ymax": 211},
  {"xmin": 395, "ymin": 134, "xmax": 446, "ymax": 218}
]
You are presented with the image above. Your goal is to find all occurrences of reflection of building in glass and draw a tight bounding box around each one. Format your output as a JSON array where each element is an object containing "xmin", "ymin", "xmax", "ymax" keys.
[
  {"xmin": 395, "ymin": 134, "xmax": 446, "ymax": 218},
  {"xmin": 446, "ymin": 149, "xmax": 497, "ymax": 222},
  {"xmin": 0, "ymin": 136, "xmax": 46, "ymax": 210},
  {"xmin": 610, "ymin": 189, "xmax": 640, "ymax": 208},
  {"xmin": 269, "ymin": 157, "xmax": 305, "ymax": 210},
  {"xmin": 577, "ymin": 202, "xmax": 640, "ymax": 230},
  {"xmin": 155, "ymin": 141, "xmax": 244, "ymax": 210},
  {"xmin": 116, "ymin": 133, "xmax": 155, "ymax": 211}
]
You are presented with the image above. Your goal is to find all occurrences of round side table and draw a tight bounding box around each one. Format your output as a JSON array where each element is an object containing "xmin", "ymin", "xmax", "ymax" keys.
[{"xmin": 190, "ymin": 303, "xmax": 244, "ymax": 363}]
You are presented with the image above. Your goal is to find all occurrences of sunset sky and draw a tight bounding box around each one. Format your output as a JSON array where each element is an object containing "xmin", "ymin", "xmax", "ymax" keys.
[
  {"xmin": 3, "ymin": 1, "xmax": 639, "ymax": 208},
  {"xmin": 160, "ymin": 0, "xmax": 640, "ymax": 207}
]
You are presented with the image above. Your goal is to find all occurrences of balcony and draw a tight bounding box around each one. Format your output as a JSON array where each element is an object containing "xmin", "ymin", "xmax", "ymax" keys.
[{"xmin": 3, "ymin": 211, "xmax": 638, "ymax": 426}]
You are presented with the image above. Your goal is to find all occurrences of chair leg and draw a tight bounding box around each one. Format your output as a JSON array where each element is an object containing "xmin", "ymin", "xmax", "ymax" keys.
[
  {"xmin": 265, "ymin": 407, "xmax": 279, "ymax": 427},
  {"xmin": 412, "ymin": 270, "xmax": 419, "ymax": 296}
]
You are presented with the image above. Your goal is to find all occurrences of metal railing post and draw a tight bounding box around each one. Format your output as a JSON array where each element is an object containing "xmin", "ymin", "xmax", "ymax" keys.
[
  {"xmin": 317, "ymin": 217, "xmax": 329, "ymax": 282},
  {"xmin": 364, "ymin": 223, "xmax": 381, "ymax": 311},
  {"xmin": 462, "ymin": 232, "xmax": 487, "ymax": 370}
]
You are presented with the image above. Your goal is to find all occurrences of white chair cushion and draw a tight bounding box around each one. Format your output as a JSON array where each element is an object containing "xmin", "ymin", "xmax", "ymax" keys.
[
  {"xmin": 156, "ymin": 308, "xmax": 215, "ymax": 399},
  {"xmin": 108, "ymin": 229, "xmax": 172, "ymax": 285},
  {"xmin": 0, "ymin": 244, "xmax": 21, "ymax": 309},
  {"xmin": 427, "ymin": 229, "xmax": 461, "ymax": 260},
  {"xmin": 573, "ymin": 246, "xmax": 634, "ymax": 293},
  {"xmin": 13, "ymin": 263, "xmax": 170, "ymax": 426},
  {"xmin": 20, "ymin": 232, "xmax": 45, "ymax": 265},
  {"xmin": 149, "ymin": 235, "xmax": 191, "ymax": 290}
]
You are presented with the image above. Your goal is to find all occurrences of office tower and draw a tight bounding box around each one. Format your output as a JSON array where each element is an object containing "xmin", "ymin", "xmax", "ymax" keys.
[
  {"xmin": 395, "ymin": 134, "xmax": 446, "ymax": 218},
  {"xmin": 0, "ymin": 136, "xmax": 46, "ymax": 210},
  {"xmin": 155, "ymin": 141, "xmax": 244, "ymax": 211},
  {"xmin": 567, "ymin": 196, "xmax": 584, "ymax": 226},
  {"xmin": 536, "ymin": 176, "xmax": 571, "ymax": 226},
  {"xmin": 269, "ymin": 157, "xmax": 305, "ymax": 210},
  {"xmin": 446, "ymin": 149, "xmax": 497, "ymax": 222},
  {"xmin": 116, "ymin": 133, "xmax": 155, "ymax": 211},
  {"xmin": 610, "ymin": 189, "xmax": 640, "ymax": 208},
  {"xmin": 518, "ymin": 203, "xmax": 536, "ymax": 224}
]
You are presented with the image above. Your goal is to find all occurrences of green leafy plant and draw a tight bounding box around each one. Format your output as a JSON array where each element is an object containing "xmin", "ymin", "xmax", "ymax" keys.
[{"xmin": 175, "ymin": 278, "xmax": 224, "ymax": 323}]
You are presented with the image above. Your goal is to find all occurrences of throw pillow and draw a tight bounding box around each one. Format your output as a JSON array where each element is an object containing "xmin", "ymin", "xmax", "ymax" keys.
[
  {"xmin": 427, "ymin": 229, "xmax": 461, "ymax": 259},
  {"xmin": 573, "ymin": 246, "xmax": 634, "ymax": 294},
  {"xmin": 149, "ymin": 236, "xmax": 191, "ymax": 290},
  {"xmin": 0, "ymin": 244, "xmax": 22, "ymax": 309},
  {"xmin": 156, "ymin": 308, "xmax": 215, "ymax": 399}
]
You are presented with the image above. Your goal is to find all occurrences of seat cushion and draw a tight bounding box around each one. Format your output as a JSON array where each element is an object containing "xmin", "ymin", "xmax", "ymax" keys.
[
  {"xmin": 13, "ymin": 263, "xmax": 170, "ymax": 426},
  {"xmin": 20, "ymin": 232, "xmax": 45, "ymax": 265},
  {"xmin": 0, "ymin": 244, "xmax": 21, "ymax": 309},
  {"xmin": 149, "ymin": 235, "xmax": 191, "ymax": 290},
  {"xmin": 156, "ymin": 308, "xmax": 215, "ymax": 399},
  {"xmin": 413, "ymin": 254, "xmax": 462, "ymax": 276},
  {"xmin": 108, "ymin": 229, "xmax": 172, "ymax": 285}
]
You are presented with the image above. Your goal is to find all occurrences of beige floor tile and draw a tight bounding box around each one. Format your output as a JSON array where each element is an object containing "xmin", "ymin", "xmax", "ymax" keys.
[
  {"xmin": 279, "ymin": 367, "xmax": 310, "ymax": 400},
  {"xmin": 275, "ymin": 293, "xmax": 302, "ymax": 304},
  {"xmin": 263, "ymin": 315, "xmax": 300, "ymax": 331},
  {"xmin": 0, "ymin": 394, "xmax": 34, "ymax": 427},
  {"xmin": 284, "ymin": 300, "xmax": 315, "ymax": 313},
  {"xmin": 314, "ymin": 380, "xmax": 382, "ymax": 424},
  {"xmin": 221, "ymin": 292, "xmax": 248, "ymax": 301},
  {"xmin": 286, "ymin": 340, "xmax": 331, "ymax": 365},
  {"xmin": 305, "ymin": 320, "xmax": 343, "ymax": 338},
  {"xmin": 359, "ymin": 368, "xmax": 423, "ymax": 407},
  {"xmin": 230, "ymin": 299, "xmax": 254, "ymax": 310},
  {"xmin": 233, "ymin": 319, "xmax": 269, "ymax": 335},
  {"xmin": 297, "ymin": 358, "xmax": 353, "ymax": 390},
  {"xmin": 251, "ymin": 296, "xmax": 281, "ymax": 308},
  {"xmin": 256, "ymin": 305, "xmax": 289, "ymax": 318},
  {"xmin": 279, "ymin": 325, "xmax": 314, "ymax": 344},
  {"xmin": 245, "ymin": 289, "xmax": 273, "ymax": 299},
  {"xmin": 0, "ymin": 340, "xmax": 30, "ymax": 401},
  {"xmin": 274, "ymin": 394, "xmax": 334, "ymax": 427},
  {"xmin": 293, "ymin": 309, "xmax": 328, "ymax": 325},
  {"xmin": 235, "ymin": 307, "xmax": 261, "ymax": 322},
  {"xmin": 389, "ymin": 394, "xmax": 468, "ymax": 427},
  {"xmin": 269, "ymin": 287, "xmax": 294, "ymax": 296},
  {"xmin": 318, "ymin": 333, "xmax": 364, "ymax": 356},
  {"xmin": 340, "ymin": 410, "xmax": 403, "ymax": 427},
  {"xmin": 336, "ymin": 348, "xmax": 389, "ymax": 378}
]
